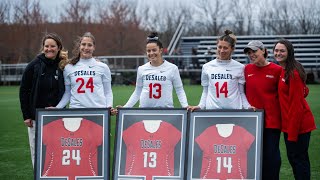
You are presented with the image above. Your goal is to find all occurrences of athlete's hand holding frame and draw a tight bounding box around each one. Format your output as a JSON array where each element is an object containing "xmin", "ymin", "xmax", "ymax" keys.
[
  {"xmin": 113, "ymin": 108, "xmax": 188, "ymax": 180},
  {"xmin": 35, "ymin": 108, "xmax": 110, "ymax": 180},
  {"xmin": 187, "ymin": 109, "xmax": 263, "ymax": 180}
]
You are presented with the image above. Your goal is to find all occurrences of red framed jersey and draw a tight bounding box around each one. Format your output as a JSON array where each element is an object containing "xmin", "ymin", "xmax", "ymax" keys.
[
  {"xmin": 41, "ymin": 119, "xmax": 103, "ymax": 180},
  {"xmin": 195, "ymin": 124, "xmax": 255, "ymax": 179},
  {"xmin": 122, "ymin": 121, "xmax": 181, "ymax": 180}
]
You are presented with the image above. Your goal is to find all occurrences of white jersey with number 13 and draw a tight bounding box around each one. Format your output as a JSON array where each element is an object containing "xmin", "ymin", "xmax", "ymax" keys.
[{"xmin": 136, "ymin": 60, "xmax": 186, "ymax": 107}]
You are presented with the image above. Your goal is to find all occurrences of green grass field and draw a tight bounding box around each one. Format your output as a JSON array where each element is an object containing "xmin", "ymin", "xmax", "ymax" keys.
[{"xmin": 0, "ymin": 85, "xmax": 319, "ymax": 179}]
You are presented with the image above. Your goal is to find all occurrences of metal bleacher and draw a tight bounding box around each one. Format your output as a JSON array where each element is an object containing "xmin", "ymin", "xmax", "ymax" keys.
[
  {"xmin": 179, "ymin": 34, "xmax": 320, "ymax": 70},
  {"xmin": 1, "ymin": 34, "xmax": 320, "ymax": 85}
]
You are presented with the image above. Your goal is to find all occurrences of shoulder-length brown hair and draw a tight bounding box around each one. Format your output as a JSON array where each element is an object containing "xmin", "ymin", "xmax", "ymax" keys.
[{"xmin": 273, "ymin": 39, "xmax": 306, "ymax": 83}]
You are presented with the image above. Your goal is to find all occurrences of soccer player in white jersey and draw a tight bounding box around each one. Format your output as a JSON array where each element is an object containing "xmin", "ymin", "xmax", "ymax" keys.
[
  {"xmin": 190, "ymin": 30, "xmax": 251, "ymax": 110},
  {"xmin": 119, "ymin": 32, "xmax": 188, "ymax": 108},
  {"xmin": 56, "ymin": 32, "xmax": 113, "ymax": 109}
]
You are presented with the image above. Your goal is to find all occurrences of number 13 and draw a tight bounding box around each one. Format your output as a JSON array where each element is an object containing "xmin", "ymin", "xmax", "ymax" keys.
[
  {"xmin": 149, "ymin": 83, "xmax": 161, "ymax": 99},
  {"xmin": 143, "ymin": 152, "xmax": 157, "ymax": 168}
]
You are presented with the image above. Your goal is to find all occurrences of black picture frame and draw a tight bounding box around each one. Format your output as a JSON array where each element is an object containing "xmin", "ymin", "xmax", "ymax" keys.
[
  {"xmin": 34, "ymin": 108, "xmax": 110, "ymax": 180},
  {"xmin": 187, "ymin": 110, "xmax": 264, "ymax": 180},
  {"xmin": 113, "ymin": 108, "xmax": 188, "ymax": 180}
]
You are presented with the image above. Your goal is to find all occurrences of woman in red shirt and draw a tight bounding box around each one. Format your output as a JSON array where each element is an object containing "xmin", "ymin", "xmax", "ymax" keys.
[
  {"xmin": 273, "ymin": 39, "xmax": 316, "ymax": 180},
  {"xmin": 244, "ymin": 40, "xmax": 282, "ymax": 180}
]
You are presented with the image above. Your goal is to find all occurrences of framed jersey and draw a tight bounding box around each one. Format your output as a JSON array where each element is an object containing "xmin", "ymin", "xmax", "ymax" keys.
[
  {"xmin": 35, "ymin": 108, "xmax": 110, "ymax": 180},
  {"xmin": 113, "ymin": 108, "xmax": 189, "ymax": 180},
  {"xmin": 187, "ymin": 110, "xmax": 264, "ymax": 180}
]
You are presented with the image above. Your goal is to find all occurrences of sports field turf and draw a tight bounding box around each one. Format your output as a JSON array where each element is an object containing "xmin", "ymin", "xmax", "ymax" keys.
[{"xmin": 0, "ymin": 85, "xmax": 319, "ymax": 179}]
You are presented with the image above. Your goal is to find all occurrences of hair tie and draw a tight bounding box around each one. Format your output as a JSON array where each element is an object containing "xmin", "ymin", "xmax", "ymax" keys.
[{"xmin": 147, "ymin": 36, "xmax": 159, "ymax": 41}]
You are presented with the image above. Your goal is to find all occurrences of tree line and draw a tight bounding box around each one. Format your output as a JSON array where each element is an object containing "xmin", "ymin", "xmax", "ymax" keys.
[{"xmin": 1, "ymin": 0, "xmax": 319, "ymax": 63}]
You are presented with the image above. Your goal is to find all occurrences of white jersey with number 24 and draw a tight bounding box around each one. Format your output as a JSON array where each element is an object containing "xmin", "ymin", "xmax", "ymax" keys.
[{"xmin": 64, "ymin": 58, "xmax": 112, "ymax": 108}]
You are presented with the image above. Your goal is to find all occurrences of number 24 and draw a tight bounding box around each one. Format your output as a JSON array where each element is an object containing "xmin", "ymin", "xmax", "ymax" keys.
[
  {"xmin": 76, "ymin": 77, "xmax": 94, "ymax": 93},
  {"xmin": 62, "ymin": 149, "xmax": 81, "ymax": 165}
]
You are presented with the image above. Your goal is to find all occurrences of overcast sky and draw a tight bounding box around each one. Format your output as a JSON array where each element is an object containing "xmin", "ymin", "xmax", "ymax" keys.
[
  {"xmin": 37, "ymin": 0, "xmax": 187, "ymax": 15},
  {"xmin": 8, "ymin": 0, "xmax": 319, "ymax": 25},
  {"xmin": 40, "ymin": 0, "xmax": 86, "ymax": 17},
  {"xmin": 8, "ymin": 0, "xmax": 188, "ymax": 22}
]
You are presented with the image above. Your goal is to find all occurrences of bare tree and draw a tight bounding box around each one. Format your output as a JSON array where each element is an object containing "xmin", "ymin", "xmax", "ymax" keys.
[
  {"xmin": 97, "ymin": 0, "xmax": 145, "ymax": 55},
  {"xmin": 162, "ymin": 3, "xmax": 193, "ymax": 46},
  {"xmin": 58, "ymin": 0, "xmax": 92, "ymax": 42},
  {"xmin": 11, "ymin": 0, "xmax": 48, "ymax": 61},
  {"xmin": 229, "ymin": 0, "xmax": 254, "ymax": 35},
  {"xmin": 0, "ymin": 0, "xmax": 11, "ymax": 24},
  {"xmin": 60, "ymin": 0, "xmax": 91, "ymax": 23},
  {"xmin": 257, "ymin": 0, "xmax": 296, "ymax": 35},
  {"xmin": 257, "ymin": 0, "xmax": 270, "ymax": 35},
  {"xmin": 293, "ymin": 0, "xmax": 320, "ymax": 34},
  {"xmin": 12, "ymin": 0, "xmax": 48, "ymax": 24},
  {"xmin": 139, "ymin": 1, "xmax": 191, "ymax": 47},
  {"xmin": 193, "ymin": 0, "xmax": 228, "ymax": 36},
  {"xmin": 0, "ymin": 1, "xmax": 11, "ymax": 63}
]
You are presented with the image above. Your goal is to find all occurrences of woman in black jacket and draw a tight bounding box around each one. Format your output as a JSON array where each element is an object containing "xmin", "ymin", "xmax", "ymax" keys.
[{"xmin": 19, "ymin": 33, "xmax": 67, "ymax": 168}]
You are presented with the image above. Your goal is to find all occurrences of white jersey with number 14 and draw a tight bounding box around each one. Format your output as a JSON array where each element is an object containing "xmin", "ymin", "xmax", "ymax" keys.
[{"xmin": 201, "ymin": 59, "xmax": 245, "ymax": 109}]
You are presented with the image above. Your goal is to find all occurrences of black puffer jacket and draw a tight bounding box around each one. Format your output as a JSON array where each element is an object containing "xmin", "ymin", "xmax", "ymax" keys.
[{"xmin": 19, "ymin": 53, "xmax": 65, "ymax": 120}]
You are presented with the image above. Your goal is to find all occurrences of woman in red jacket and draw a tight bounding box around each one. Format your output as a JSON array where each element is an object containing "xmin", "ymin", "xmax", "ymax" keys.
[{"xmin": 273, "ymin": 39, "xmax": 316, "ymax": 180}]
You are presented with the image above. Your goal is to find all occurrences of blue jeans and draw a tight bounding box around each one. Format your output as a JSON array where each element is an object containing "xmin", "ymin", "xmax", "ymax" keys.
[
  {"xmin": 262, "ymin": 128, "xmax": 281, "ymax": 180},
  {"xmin": 284, "ymin": 132, "xmax": 311, "ymax": 180}
]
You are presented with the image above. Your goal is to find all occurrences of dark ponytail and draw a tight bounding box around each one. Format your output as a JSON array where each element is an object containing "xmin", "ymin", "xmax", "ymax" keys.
[{"xmin": 146, "ymin": 32, "xmax": 163, "ymax": 49}]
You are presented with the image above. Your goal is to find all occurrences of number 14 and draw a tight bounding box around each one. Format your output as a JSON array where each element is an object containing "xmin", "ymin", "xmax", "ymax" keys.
[{"xmin": 215, "ymin": 82, "xmax": 228, "ymax": 98}]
